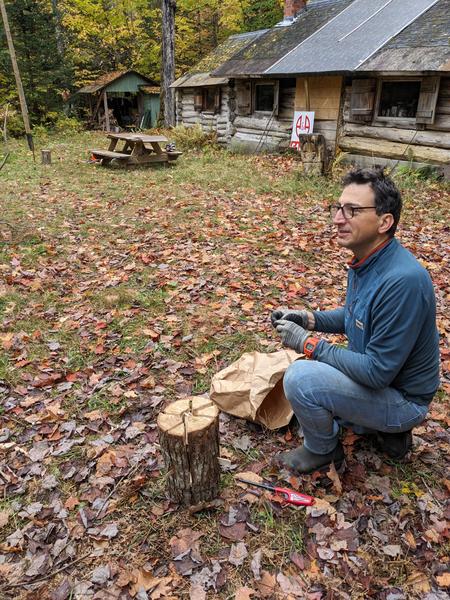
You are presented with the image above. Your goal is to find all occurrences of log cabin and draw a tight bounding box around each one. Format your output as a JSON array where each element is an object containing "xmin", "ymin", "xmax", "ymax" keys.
[{"xmin": 174, "ymin": 0, "xmax": 450, "ymax": 170}]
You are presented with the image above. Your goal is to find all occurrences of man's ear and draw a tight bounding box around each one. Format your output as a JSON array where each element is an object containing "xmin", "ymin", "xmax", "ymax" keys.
[{"xmin": 379, "ymin": 213, "xmax": 394, "ymax": 235}]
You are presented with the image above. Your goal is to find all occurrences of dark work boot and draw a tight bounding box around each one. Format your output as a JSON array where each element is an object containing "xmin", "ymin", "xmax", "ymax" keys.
[
  {"xmin": 274, "ymin": 441, "xmax": 345, "ymax": 474},
  {"xmin": 376, "ymin": 430, "xmax": 413, "ymax": 459}
]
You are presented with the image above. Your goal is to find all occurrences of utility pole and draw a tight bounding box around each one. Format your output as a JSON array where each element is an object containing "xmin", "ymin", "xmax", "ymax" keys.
[{"xmin": 0, "ymin": 0, "xmax": 34, "ymax": 154}]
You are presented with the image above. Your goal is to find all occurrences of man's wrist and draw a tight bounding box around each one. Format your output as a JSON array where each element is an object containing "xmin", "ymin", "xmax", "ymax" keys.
[{"xmin": 303, "ymin": 337, "xmax": 320, "ymax": 359}]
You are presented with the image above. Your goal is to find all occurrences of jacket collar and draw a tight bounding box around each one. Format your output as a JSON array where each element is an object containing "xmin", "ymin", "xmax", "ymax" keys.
[{"xmin": 348, "ymin": 238, "xmax": 396, "ymax": 271}]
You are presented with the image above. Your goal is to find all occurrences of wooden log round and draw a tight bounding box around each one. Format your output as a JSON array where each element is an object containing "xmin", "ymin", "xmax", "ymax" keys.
[
  {"xmin": 41, "ymin": 149, "xmax": 52, "ymax": 165},
  {"xmin": 157, "ymin": 396, "xmax": 220, "ymax": 506}
]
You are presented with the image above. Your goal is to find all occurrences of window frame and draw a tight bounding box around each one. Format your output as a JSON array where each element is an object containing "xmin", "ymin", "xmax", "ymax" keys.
[
  {"xmin": 252, "ymin": 80, "xmax": 279, "ymax": 116},
  {"xmin": 373, "ymin": 77, "xmax": 422, "ymax": 126},
  {"xmin": 202, "ymin": 87, "xmax": 216, "ymax": 113}
]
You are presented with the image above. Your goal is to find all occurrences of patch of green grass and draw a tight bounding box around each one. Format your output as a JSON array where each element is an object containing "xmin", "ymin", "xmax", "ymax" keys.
[
  {"xmin": 252, "ymin": 501, "xmax": 306, "ymax": 559},
  {"xmin": 0, "ymin": 291, "xmax": 26, "ymax": 319},
  {"xmin": 0, "ymin": 351, "xmax": 19, "ymax": 386},
  {"xmin": 87, "ymin": 390, "xmax": 129, "ymax": 414}
]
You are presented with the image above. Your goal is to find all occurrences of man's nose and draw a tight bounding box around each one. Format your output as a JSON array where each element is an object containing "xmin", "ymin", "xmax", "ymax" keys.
[{"xmin": 333, "ymin": 207, "xmax": 346, "ymax": 225}]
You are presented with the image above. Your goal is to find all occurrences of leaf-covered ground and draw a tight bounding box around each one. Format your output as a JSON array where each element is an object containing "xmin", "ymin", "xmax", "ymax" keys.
[{"xmin": 0, "ymin": 133, "xmax": 449, "ymax": 600}]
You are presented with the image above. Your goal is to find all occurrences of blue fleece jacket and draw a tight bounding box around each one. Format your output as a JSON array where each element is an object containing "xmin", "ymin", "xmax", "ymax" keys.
[{"xmin": 312, "ymin": 238, "xmax": 440, "ymax": 405}]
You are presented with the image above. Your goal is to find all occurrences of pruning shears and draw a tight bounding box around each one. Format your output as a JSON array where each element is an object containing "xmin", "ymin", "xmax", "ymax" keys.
[{"xmin": 236, "ymin": 478, "xmax": 315, "ymax": 507}]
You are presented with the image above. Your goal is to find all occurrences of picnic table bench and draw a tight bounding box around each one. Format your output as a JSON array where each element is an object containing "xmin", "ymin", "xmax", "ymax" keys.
[{"xmin": 90, "ymin": 132, "xmax": 182, "ymax": 168}]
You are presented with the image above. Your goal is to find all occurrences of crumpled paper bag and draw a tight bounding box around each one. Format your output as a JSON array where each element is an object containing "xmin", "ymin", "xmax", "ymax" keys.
[{"xmin": 210, "ymin": 349, "xmax": 301, "ymax": 430}]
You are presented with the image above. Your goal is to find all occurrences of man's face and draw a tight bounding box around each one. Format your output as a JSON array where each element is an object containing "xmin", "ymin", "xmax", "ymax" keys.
[{"xmin": 333, "ymin": 183, "xmax": 390, "ymax": 259}]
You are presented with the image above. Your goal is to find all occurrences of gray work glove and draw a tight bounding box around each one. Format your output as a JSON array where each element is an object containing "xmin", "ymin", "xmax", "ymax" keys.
[
  {"xmin": 275, "ymin": 319, "xmax": 310, "ymax": 354},
  {"xmin": 270, "ymin": 309, "xmax": 311, "ymax": 329}
]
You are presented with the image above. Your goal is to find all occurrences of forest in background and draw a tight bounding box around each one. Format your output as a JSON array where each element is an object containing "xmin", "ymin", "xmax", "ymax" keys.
[{"xmin": 0, "ymin": 0, "xmax": 283, "ymax": 125}]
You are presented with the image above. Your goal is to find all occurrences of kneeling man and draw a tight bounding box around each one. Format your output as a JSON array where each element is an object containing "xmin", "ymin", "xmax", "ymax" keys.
[{"xmin": 272, "ymin": 167, "xmax": 440, "ymax": 473}]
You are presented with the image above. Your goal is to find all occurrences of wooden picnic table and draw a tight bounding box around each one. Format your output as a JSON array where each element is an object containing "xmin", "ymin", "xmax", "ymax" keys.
[{"xmin": 90, "ymin": 132, "xmax": 182, "ymax": 167}]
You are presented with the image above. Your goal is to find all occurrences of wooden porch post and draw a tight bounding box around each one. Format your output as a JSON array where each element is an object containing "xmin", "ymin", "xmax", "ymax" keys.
[
  {"xmin": 103, "ymin": 91, "xmax": 110, "ymax": 132},
  {"xmin": 304, "ymin": 78, "xmax": 310, "ymax": 111}
]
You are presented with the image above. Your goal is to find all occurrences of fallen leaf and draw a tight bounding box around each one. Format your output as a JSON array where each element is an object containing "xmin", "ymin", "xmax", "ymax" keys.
[
  {"xmin": 382, "ymin": 544, "xmax": 402, "ymax": 557},
  {"xmin": 326, "ymin": 461, "xmax": 343, "ymax": 495},
  {"xmin": 276, "ymin": 572, "xmax": 305, "ymax": 596},
  {"xmin": 228, "ymin": 542, "xmax": 248, "ymax": 566},
  {"xmin": 436, "ymin": 572, "xmax": 450, "ymax": 587},
  {"xmin": 250, "ymin": 548, "xmax": 262, "ymax": 580},
  {"xmin": 0, "ymin": 511, "xmax": 10, "ymax": 528},
  {"xmin": 256, "ymin": 570, "xmax": 276, "ymax": 598},
  {"xmin": 405, "ymin": 571, "xmax": 431, "ymax": 594},
  {"xmin": 235, "ymin": 587, "xmax": 257, "ymax": 600}
]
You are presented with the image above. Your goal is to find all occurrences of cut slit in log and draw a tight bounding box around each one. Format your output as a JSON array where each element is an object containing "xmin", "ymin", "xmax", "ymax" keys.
[{"xmin": 157, "ymin": 397, "xmax": 220, "ymax": 506}]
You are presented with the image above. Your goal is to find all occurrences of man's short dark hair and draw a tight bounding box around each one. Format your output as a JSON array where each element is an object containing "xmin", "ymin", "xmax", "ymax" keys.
[{"xmin": 342, "ymin": 167, "xmax": 402, "ymax": 237}]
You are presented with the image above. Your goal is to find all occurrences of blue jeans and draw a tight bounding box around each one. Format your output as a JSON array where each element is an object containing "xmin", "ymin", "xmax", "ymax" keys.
[{"xmin": 283, "ymin": 361, "xmax": 429, "ymax": 455}]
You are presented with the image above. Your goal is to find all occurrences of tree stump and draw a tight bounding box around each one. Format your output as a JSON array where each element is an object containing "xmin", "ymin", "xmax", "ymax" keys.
[
  {"xmin": 157, "ymin": 397, "xmax": 220, "ymax": 506},
  {"xmin": 41, "ymin": 149, "xmax": 52, "ymax": 165}
]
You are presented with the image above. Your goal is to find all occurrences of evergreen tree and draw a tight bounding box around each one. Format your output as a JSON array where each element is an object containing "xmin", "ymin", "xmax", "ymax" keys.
[{"xmin": 0, "ymin": 0, "xmax": 71, "ymax": 122}]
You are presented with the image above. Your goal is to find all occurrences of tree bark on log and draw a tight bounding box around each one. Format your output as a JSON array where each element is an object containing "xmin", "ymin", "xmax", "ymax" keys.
[
  {"xmin": 339, "ymin": 135, "xmax": 450, "ymax": 165},
  {"xmin": 157, "ymin": 397, "xmax": 220, "ymax": 506}
]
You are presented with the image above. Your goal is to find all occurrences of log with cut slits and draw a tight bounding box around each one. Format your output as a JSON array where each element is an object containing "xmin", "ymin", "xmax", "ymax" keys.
[{"xmin": 157, "ymin": 397, "xmax": 220, "ymax": 506}]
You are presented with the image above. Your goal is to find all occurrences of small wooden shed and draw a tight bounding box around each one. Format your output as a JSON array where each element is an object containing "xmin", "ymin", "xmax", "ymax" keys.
[{"xmin": 71, "ymin": 70, "xmax": 160, "ymax": 131}]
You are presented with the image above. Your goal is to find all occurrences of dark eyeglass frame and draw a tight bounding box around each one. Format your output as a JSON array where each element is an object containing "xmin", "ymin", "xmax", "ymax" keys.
[{"xmin": 329, "ymin": 204, "xmax": 377, "ymax": 220}]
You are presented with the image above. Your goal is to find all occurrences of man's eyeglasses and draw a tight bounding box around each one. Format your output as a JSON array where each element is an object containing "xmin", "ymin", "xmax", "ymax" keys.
[{"xmin": 329, "ymin": 204, "xmax": 377, "ymax": 220}]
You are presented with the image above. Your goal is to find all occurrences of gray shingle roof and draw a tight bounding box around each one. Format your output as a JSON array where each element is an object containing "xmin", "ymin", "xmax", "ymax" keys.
[
  {"xmin": 359, "ymin": 0, "xmax": 450, "ymax": 71},
  {"xmin": 266, "ymin": 0, "xmax": 441, "ymax": 75},
  {"xmin": 212, "ymin": 0, "xmax": 353, "ymax": 77}
]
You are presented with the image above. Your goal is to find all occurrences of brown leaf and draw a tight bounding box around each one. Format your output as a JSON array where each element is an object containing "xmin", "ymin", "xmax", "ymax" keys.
[
  {"xmin": 326, "ymin": 462, "xmax": 343, "ymax": 496},
  {"xmin": 404, "ymin": 530, "xmax": 417, "ymax": 549},
  {"xmin": 277, "ymin": 572, "xmax": 305, "ymax": 596},
  {"xmin": 256, "ymin": 570, "xmax": 276, "ymax": 598},
  {"xmin": 219, "ymin": 521, "xmax": 247, "ymax": 542},
  {"xmin": 228, "ymin": 542, "xmax": 248, "ymax": 566},
  {"xmin": 235, "ymin": 587, "xmax": 257, "ymax": 600},
  {"xmin": 0, "ymin": 510, "xmax": 10, "ymax": 529},
  {"xmin": 436, "ymin": 572, "xmax": 450, "ymax": 587},
  {"xmin": 405, "ymin": 571, "xmax": 431, "ymax": 594},
  {"xmin": 129, "ymin": 566, "xmax": 157, "ymax": 597}
]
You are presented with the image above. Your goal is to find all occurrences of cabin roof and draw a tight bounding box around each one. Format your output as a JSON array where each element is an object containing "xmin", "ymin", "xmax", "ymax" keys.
[
  {"xmin": 208, "ymin": 0, "xmax": 448, "ymax": 78},
  {"xmin": 171, "ymin": 30, "xmax": 267, "ymax": 88},
  {"xmin": 214, "ymin": 0, "xmax": 352, "ymax": 77},
  {"xmin": 76, "ymin": 70, "xmax": 157, "ymax": 94},
  {"xmin": 358, "ymin": 0, "xmax": 450, "ymax": 72}
]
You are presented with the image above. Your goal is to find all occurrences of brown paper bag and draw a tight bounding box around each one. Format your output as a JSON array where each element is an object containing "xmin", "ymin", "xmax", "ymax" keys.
[{"xmin": 209, "ymin": 349, "xmax": 301, "ymax": 430}]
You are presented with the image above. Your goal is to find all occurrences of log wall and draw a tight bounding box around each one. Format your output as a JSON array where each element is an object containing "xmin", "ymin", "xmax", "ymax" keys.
[
  {"xmin": 175, "ymin": 84, "xmax": 232, "ymax": 145},
  {"xmin": 175, "ymin": 81, "xmax": 296, "ymax": 151},
  {"xmin": 230, "ymin": 80, "xmax": 296, "ymax": 151},
  {"xmin": 338, "ymin": 77, "xmax": 450, "ymax": 166}
]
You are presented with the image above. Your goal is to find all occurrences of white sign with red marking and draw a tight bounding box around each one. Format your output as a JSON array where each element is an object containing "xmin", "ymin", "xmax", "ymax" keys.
[{"xmin": 290, "ymin": 111, "xmax": 315, "ymax": 149}]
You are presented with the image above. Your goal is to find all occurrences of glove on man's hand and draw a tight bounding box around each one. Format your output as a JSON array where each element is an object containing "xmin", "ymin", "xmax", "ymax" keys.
[
  {"xmin": 270, "ymin": 309, "xmax": 311, "ymax": 329},
  {"xmin": 275, "ymin": 319, "xmax": 311, "ymax": 354}
]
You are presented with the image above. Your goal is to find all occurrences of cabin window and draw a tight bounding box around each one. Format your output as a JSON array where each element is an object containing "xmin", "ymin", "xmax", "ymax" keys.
[
  {"xmin": 193, "ymin": 87, "xmax": 221, "ymax": 113},
  {"xmin": 202, "ymin": 87, "xmax": 216, "ymax": 112},
  {"xmin": 254, "ymin": 83, "xmax": 275, "ymax": 112},
  {"xmin": 377, "ymin": 81, "xmax": 421, "ymax": 119}
]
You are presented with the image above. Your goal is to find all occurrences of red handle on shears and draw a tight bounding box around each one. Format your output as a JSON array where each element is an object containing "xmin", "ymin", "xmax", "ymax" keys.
[
  {"xmin": 236, "ymin": 478, "xmax": 314, "ymax": 506},
  {"xmin": 273, "ymin": 487, "xmax": 315, "ymax": 506}
]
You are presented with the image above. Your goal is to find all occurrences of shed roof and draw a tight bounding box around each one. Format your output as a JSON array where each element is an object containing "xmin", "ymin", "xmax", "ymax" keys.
[
  {"xmin": 358, "ymin": 0, "xmax": 450, "ymax": 72},
  {"xmin": 76, "ymin": 70, "xmax": 157, "ymax": 94},
  {"xmin": 171, "ymin": 30, "xmax": 267, "ymax": 88},
  {"xmin": 266, "ymin": 0, "xmax": 441, "ymax": 75}
]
